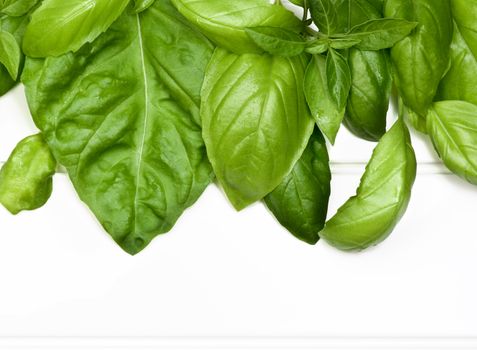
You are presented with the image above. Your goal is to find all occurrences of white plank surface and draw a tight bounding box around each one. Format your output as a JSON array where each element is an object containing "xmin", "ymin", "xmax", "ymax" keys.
[{"xmin": 1, "ymin": 82, "xmax": 477, "ymax": 346}]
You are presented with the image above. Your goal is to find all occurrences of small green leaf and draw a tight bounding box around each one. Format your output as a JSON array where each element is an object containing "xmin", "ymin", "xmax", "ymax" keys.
[
  {"xmin": 304, "ymin": 54, "xmax": 345, "ymax": 144},
  {"xmin": 320, "ymin": 119, "xmax": 417, "ymax": 251},
  {"xmin": 23, "ymin": 0, "xmax": 130, "ymax": 57},
  {"xmin": 245, "ymin": 26, "xmax": 306, "ymax": 57},
  {"xmin": 133, "ymin": 0, "xmax": 155, "ymax": 13},
  {"xmin": 305, "ymin": 38, "xmax": 329, "ymax": 54},
  {"xmin": 427, "ymin": 101, "xmax": 477, "ymax": 185},
  {"xmin": 308, "ymin": 0, "xmax": 340, "ymax": 34},
  {"xmin": 329, "ymin": 37, "xmax": 361, "ymax": 50},
  {"xmin": 0, "ymin": 134, "xmax": 56, "ymax": 215},
  {"xmin": 326, "ymin": 48, "xmax": 351, "ymax": 111},
  {"xmin": 265, "ymin": 127, "xmax": 331, "ymax": 245},
  {"xmin": 0, "ymin": 30, "xmax": 20, "ymax": 80},
  {"xmin": 344, "ymin": 18, "xmax": 417, "ymax": 50}
]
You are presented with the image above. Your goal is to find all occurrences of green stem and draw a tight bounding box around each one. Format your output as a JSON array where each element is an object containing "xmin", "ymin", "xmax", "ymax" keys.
[{"xmin": 302, "ymin": 0, "xmax": 308, "ymax": 22}]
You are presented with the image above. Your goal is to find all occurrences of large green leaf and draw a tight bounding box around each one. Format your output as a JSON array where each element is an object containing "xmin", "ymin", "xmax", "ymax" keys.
[
  {"xmin": 23, "ymin": 0, "xmax": 130, "ymax": 57},
  {"xmin": 437, "ymin": 12, "xmax": 477, "ymax": 104},
  {"xmin": 0, "ymin": 134, "xmax": 56, "ymax": 215},
  {"xmin": 427, "ymin": 101, "xmax": 477, "ymax": 185},
  {"xmin": 451, "ymin": 0, "xmax": 477, "ymax": 59},
  {"xmin": 385, "ymin": 0, "xmax": 452, "ymax": 119},
  {"xmin": 201, "ymin": 48, "xmax": 314, "ymax": 210},
  {"xmin": 170, "ymin": 0, "xmax": 302, "ymax": 54},
  {"xmin": 22, "ymin": 0, "xmax": 214, "ymax": 255},
  {"xmin": 320, "ymin": 119, "xmax": 416, "ymax": 251},
  {"xmin": 265, "ymin": 128, "xmax": 331, "ymax": 245}
]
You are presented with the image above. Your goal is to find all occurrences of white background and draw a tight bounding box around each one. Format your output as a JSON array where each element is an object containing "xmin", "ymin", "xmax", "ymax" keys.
[{"xmin": 1, "ymin": 2, "xmax": 477, "ymax": 348}]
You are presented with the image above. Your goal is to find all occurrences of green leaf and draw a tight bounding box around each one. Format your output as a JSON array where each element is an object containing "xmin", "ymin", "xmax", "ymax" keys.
[
  {"xmin": 0, "ymin": 64, "xmax": 15, "ymax": 96},
  {"xmin": 437, "ymin": 23, "xmax": 477, "ymax": 105},
  {"xmin": 133, "ymin": 0, "xmax": 155, "ymax": 13},
  {"xmin": 308, "ymin": 0, "xmax": 340, "ymax": 34},
  {"xmin": 170, "ymin": 0, "xmax": 303, "ymax": 54},
  {"xmin": 23, "ymin": 0, "xmax": 130, "ymax": 57},
  {"xmin": 22, "ymin": 0, "xmax": 214, "ymax": 255},
  {"xmin": 345, "ymin": 18, "xmax": 417, "ymax": 50},
  {"xmin": 344, "ymin": 49, "xmax": 391, "ymax": 141},
  {"xmin": 0, "ymin": 30, "xmax": 20, "ymax": 79},
  {"xmin": 320, "ymin": 119, "xmax": 417, "ymax": 251},
  {"xmin": 385, "ymin": 0, "xmax": 453, "ymax": 118},
  {"xmin": 201, "ymin": 48, "xmax": 314, "ymax": 210},
  {"xmin": 265, "ymin": 128, "xmax": 331, "ymax": 245},
  {"xmin": 0, "ymin": 134, "xmax": 56, "ymax": 215},
  {"xmin": 245, "ymin": 26, "xmax": 306, "ymax": 57},
  {"xmin": 326, "ymin": 48, "xmax": 351, "ymax": 111},
  {"xmin": 288, "ymin": 0, "xmax": 305, "ymax": 7},
  {"xmin": 304, "ymin": 54, "xmax": 344, "ymax": 144},
  {"xmin": 324, "ymin": 0, "xmax": 392, "ymax": 142},
  {"xmin": 329, "ymin": 37, "xmax": 361, "ymax": 50},
  {"xmin": 305, "ymin": 38, "xmax": 329, "ymax": 54},
  {"xmin": 0, "ymin": 2, "xmax": 35, "ymax": 95},
  {"xmin": 427, "ymin": 101, "xmax": 477, "ymax": 185},
  {"xmin": 1, "ymin": 0, "xmax": 38, "ymax": 16},
  {"xmin": 451, "ymin": 0, "xmax": 477, "ymax": 59}
]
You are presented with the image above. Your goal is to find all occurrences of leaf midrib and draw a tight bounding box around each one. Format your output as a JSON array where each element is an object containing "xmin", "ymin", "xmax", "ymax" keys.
[{"xmin": 133, "ymin": 13, "xmax": 150, "ymax": 234}]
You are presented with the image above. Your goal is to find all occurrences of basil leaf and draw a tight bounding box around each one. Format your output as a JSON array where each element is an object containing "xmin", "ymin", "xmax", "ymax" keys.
[
  {"xmin": 344, "ymin": 49, "xmax": 391, "ymax": 141},
  {"xmin": 451, "ymin": 0, "xmax": 477, "ymax": 59},
  {"xmin": 308, "ymin": 0, "xmax": 340, "ymax": 34},
  {"xmin": 0, "ymin": 2, "xmax": 36, "ymax": 95},
  {"xmin": 305, "ymin": 39, "xmax": 329, "ymax": 54},
  {"xmin": 304, "ymin": 54, "xmax": 344, "ymax": 144},
  {"xmin": 0, "ymin": 134, "xmax": 56, "ymax": 215},
  {"xmin": 245, "ymin": 26, "xmax": 306, "ymax": 57},
  {"xmin": 329, "ymin": 37, "xmax": 361, "ymax": 50},
  {"xmin": 0, "ymin": 65, "xmax": 15, "ymax": 96},
  {"xmin": 1, "ymin": 0, "xmax": 38, "ymax": 16},
  {"xmin": 385, "ymin": 0, "xmax": 453, "ymax": 119},
  {"xmin": 22, "ymin": 0, "xmax": 214, "ymax": 255},
  {"xmin": 326, "ymin": 48, "xmax": 351, "ymax": 111},
  {"xmin": 320, "ymin": 119, "xmax": 417, "ymax": 251},
  {"xmin": 0, "ymin": 30, "xmax": 20, "ymax": 79},
  {"xmin": 366, "ymin": 0, "xmax": 384, "ymax": 13},
  {"xmin": 345, "ymin": 18, "xmax": 417, "ymax": 50},
  {"xmin": 427, "ymin": 101, "xmax": 477, "ymax": 185},
  {"xmin": 437, "ymin": 8, "xmax": 477, "ymax": 104},
  {"xmin": 201, "ymin": 49, "xmax": 314, "ymax": 210},
  {"xmin": 288, "ymin": 0, "xmax": 305, "ymax": 7},
  {"xmin": 23, "ymin": 0, "xmax": 130, "ymax": 57},
  {"xmin": 133, "ymin": 0, "xmax": 155, "ymax": 13},
  {"xmin": 265, "ymin": 128, "xmax": 331, "ymax": 245},
  {"xmin": 171, "ymin": 0, "xmax": 303, "ymax": 54}
]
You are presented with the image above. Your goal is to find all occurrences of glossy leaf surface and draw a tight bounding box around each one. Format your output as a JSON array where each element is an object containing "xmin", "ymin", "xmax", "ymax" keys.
[
  {"xmin": 320, "ymin": 119, "xmax": 416, "ymax": 251},
  {"xmin": 201, "ymin": 48, "xmax": 314, "ymax": 210},
  {"xmin": 245, "ymin": 26, "xmax": 306, "ymax": 57},
  {"xmin": 427, "ymin": 101, "xmax": 477, "ymax": 185},
  {"xmin": 0, "ymin": 134, "xmax": 56, "ymax": 215},
  {"xmin": 265, "ymin": 128, "xmax": 331, "ymax": 245},
  {"xmin": 170, "ymin": 0, "xmax": 302, "ymax": 54},
  {"xmin": 0, "ymin": 30, "xmax": 20, "ymax": 79},
  {"xmin": 304, "ymin": 54, "xmax": 344, "ymax": 144},
  {"xmin": 385, "ymin": 0, "xmax": 452, "ymax": 118},
  {"xmin": 23, "ymin": 0, "xmax": 130, "ymax": 57},
  {"xmin": 22, "ymin": 0, "xmax": 214, "ymax": 254}
]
